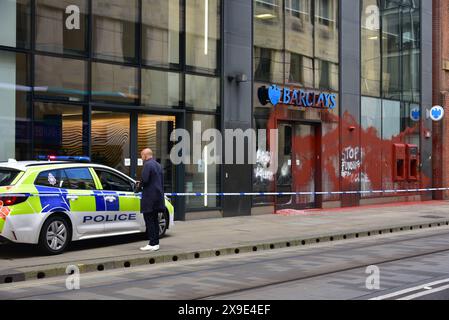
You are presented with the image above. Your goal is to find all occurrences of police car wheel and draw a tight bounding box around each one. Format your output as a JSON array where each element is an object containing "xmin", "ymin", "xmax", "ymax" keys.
[
  {"xmin": 39, "ymin": 216, "xmax": 71, "ymax": 255},
  {"xmin": 158, "ymin": 211, "xmax": 169, "ymax": 238}
]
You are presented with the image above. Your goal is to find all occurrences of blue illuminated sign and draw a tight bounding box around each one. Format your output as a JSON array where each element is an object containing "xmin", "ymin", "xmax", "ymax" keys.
[{"xmin": 258, "ymin": 85, "xmax": 337, "ymax": 110}]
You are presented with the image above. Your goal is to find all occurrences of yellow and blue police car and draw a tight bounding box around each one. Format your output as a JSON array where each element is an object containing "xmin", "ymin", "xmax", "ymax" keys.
[{"xmin": 0, "ymin": 157, "xmax": 174, "ymax": 255}]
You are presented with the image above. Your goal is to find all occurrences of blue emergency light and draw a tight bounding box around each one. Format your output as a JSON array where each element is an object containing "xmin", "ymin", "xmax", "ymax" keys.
[{"xmin": 37, "ymin": 155, "xmax": 92, "ymax": 163}]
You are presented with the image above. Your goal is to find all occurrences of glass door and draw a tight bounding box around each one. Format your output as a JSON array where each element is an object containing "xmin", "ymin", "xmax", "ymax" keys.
[
  {"xmin": 276, "ymin": 122, "xmax": 318, "ymax": 211},
  {"xmin": 136, "ymin": 114, "xmax": 176, "ymax": 195},
  {"xmin": 90, "ymin": 110, "xmax": 177, "ymax": 197},
  {"xmin": 91, "ymin": 110, "xmax": 131, "ymax": 176}
]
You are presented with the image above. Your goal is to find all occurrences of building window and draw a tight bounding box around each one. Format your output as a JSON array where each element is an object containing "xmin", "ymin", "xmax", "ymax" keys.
[
  {"xmin": 255, "ymin": 0, "xmax": 339, "ymax": 91},
  {"xmin": 185, "ymin": 113, "xmax": 220, "ymax": 210},
  {"xmin": 0, "ymin": 0, "xmax": 31, "ymax": 49},
  {"xmin": 34, "ymin": 55, "xmax": 87, "ymax": 102},
  {"xmin": 92, "ymin": 0, "xmax": 139, "ymax": 63},
  {"xmin": 186, "ymin": 0, "xmax": 221, "ymax": 74},
  {"xmin": 254, "ymin": 0, "xmax": 284, "ymax": 84},
  {"xmin": 361, "ymin": 0, "xmax": 381, "ymax": 97},
  {"xmin": 33, "ymin": 103, "xmax": 85, "ymax": 158},
  {"xmin": 0, "ymin": 51, "xmax": 30, "ymax": 161},
  {"xmin": 361, "ymin": 0, "xmax": 421, "ymax": 102},
  {"xmin": 141, "ymin": 69, "xmax": 182, "ymax": 108},
  {"xmin": 185, "ymin": 74, "xmax": 220, "ymax": 112},
  {"xmin": 91, "ymin": 62, "xmax": 138, "ymax": 104},
  {"xmin": 35, "ymin": 0, "xmax": 88, "ymax": 55},
  {"xmin": 142, "ymin": 0, "xmax": 180, "ymax": 68}
]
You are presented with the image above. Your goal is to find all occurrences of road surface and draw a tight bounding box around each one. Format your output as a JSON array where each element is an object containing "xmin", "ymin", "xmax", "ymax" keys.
[{"xmin": 1, "ymin": 227, "xmax": 449, "ymax": 300}]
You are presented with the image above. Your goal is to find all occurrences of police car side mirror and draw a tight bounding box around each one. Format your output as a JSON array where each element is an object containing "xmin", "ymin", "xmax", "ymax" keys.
[{"xmin": 133, "ymin": 181, "xmax": 141, "ymax": 193}]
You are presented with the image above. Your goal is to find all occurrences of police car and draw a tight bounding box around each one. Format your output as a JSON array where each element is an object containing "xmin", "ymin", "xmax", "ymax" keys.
[{"xmin": 0, "ymin": 157, "xmax": 174, "ymax": 255}]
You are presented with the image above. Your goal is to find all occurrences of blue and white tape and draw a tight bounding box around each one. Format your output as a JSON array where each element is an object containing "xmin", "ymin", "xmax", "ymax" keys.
[{"xmin": 3, "ymin": 187, "xmax": 449, "ymax": 198}]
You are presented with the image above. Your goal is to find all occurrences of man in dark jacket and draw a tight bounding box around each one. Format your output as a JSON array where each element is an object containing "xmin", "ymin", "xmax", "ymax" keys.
[{"xmin": 139, "ymin": 148, "xmax": 165, "ymax": 252}]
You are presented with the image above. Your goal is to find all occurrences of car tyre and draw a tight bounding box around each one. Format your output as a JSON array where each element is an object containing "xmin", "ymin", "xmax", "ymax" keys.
[
  {"xmin": 158, "ymin": 211, "xmax": 169, "ymax": 238},
  {"xmin": 38, "ymin": 216, "xmax": 71, "ymax": 255}
]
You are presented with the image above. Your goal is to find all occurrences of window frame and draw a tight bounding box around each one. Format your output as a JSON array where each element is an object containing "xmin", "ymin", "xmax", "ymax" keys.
[{"xmin": 93, "ymin": 167, "xmax": 135, "ymax": 193}]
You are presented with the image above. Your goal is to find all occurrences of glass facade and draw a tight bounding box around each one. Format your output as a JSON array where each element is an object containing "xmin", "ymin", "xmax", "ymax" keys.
[
  {"xmin": 253, "ymin": 0, "xmax": 340, "ymax": 208},
  {"xmin": 361, "ymin": 0, "xmax": 421, "ymax": 101},
  {"xmin": 0, "ymin": 0, "xmax": 222, "ymax": 215},
  {"xmin": 361, "ymin": 0, "xmax": 421, "ymax": 197},
  {"xmin": 36, "ymin": 0, "xmax": 89, "ymax": 55},
  {"xmin": 254, "ymin": 0, "xmax": 339, "ymax": 90},
  {"xmin": 0, "ymin": 0, "xmax": 430, "ymax": 217}
]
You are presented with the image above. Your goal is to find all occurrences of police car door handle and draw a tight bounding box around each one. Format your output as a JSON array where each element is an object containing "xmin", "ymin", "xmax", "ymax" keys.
[
  {"xmin": 105, "ymin": 196, "xmax": 116, "ymax": 203},
  {"xmin": 67, "ymin": 195, "xmax": 79, "ymax": 201}
]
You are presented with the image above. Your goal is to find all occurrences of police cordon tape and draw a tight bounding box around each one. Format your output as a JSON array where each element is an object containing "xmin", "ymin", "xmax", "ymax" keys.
[{"xmin": 3, "ymin": 187, "xmax": 449, "ymax": 198}]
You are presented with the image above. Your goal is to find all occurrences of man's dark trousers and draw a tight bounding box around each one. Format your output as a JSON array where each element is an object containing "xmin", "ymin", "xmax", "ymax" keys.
[
  {"xmin": 140, "ymin": 158, "xmax": 165, "ymax": 246},
  {"xmin": 143, "ymin": 211, "xmax": 159, "ymax": 246}
]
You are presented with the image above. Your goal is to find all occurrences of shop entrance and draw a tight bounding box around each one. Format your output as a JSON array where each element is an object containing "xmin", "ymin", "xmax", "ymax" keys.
[
  {"xmin": 90, "ymin": 110, "xmax": 177, "ymax": 197},
  {"xmin": 276, "ymin": 122, "xmax": 321, "ymax": 212}
]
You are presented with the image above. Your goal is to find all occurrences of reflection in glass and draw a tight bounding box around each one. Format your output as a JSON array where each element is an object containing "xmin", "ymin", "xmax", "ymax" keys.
[
  {"xmin": 141, "ymin": 69, "xmax": 181, "ymax": 107},
  {"xmin": 137, "ymin": 115, "xmax": 176, "ymax": 193},
  {"xmin": 254, "ymin": 0, "xmax": 283, "ymax": 83},
  {"xmin": 186, "ymin": 0, "xmax": 221, "ymax": 73},
  {"xmin": 91, "ymin": 111, "xmax": 130, "ymax": 176},
  {"xmin": 33, "ymin": 103, "xmax": 85, "ymax": 158},
  {"xmin": 361, "ymin": 0, "xmax": 381, "ymax": 97},
  {"xmin": 0, "ymin": 0, "xmax": 30, "ymax": 48},
  {"xmin": 362, "ymin": 0, "xmax": 421, "ymax": 101},
  {"xmin": 92, "ymin": 62, "xmax": 138, "ymax": 104},
  {"xmin": 142, "ymin": 0, "xmax": 180, "ymax": 68},
  {"xmin": 361, "ymin": 97, "xmax": 382, "ymax": 195},
  {"xmin": 285, "ymin": 0, "xmax": 314, "ymax": 87},
  {"xmin": 0, "ymin": 51, "xmax": 29, "ymax": 161},
  {"xmin": 185, "ymin": 75, "xmax": 220, "ymax": 111},
  {"xmin": 185, "ymin": 113, "xmax": 219, "ymax": 209},
  {"xmin": 382, "ymin": 2, "xmax": 401, "ymax": 100},
  {"xmin": 401, "ymin": 5, "xmax": 420, "ymax": 103},
  {"xmin": 382, "ymin": 99, "xmax": 401, "ymax": 140},
  {"xmin": 34, "ymin": 55, "xmax": 87, "ymax": 101},
  {"xmin": 314, "ymin": 0, "xmax": 339, "ymax": 91},
  {"xmin": 93, "ymin": 0, "xmax": 138, "ymax": 63},
  {"xmin": 402, "ymin": 102, "xmax": 420, "ymax": 145},
  {"xmin": 36, "ymin": 0, "xmax": 88, "ymax": 55},
  {"xmin": 254, "ymin": 0, "xmax": 339, "ymax": 90}
]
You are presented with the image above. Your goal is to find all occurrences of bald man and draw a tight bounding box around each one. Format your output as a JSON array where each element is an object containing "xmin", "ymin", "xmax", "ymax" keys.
[{"xmin": 139, "ymin": 148, "xmax": 165, "ymax": 252}]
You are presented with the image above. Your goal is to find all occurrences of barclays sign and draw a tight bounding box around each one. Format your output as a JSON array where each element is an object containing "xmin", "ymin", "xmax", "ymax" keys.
[{"xmin": 258, "ymin": 84, "xmax": 337, "ymax": 110}]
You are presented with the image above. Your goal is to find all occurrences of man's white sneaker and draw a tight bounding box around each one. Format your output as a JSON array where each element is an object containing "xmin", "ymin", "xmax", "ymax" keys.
[{"xmin": 140, "ymin": 245, "xmax": 160, "ymax": 252}]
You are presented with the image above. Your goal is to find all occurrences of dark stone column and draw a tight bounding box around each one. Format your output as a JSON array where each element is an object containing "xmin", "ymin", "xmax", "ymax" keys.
[
  {"xmin": 339, "ymin": 0, "xmax": 361, "ymax": 207},
  {"xmin": 222, "ymin": 0, "xmax": 253, "ymax": 217}
]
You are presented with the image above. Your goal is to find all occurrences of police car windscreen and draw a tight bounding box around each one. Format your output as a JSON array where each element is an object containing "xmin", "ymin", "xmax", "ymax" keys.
[{"xmin": 0, "ymin": 169, "xmax": 20, "ymax": 186}]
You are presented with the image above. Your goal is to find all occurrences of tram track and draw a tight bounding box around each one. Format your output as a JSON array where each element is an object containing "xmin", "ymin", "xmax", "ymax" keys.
[{"xmin": 3, "ymin": 228, "xmax": 449, "ymax": 300}]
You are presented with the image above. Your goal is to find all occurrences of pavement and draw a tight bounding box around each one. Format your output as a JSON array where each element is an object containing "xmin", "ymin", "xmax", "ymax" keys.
[{"xmin": 1, "ymin": 200, "xmax": 449, "ymax": 284}]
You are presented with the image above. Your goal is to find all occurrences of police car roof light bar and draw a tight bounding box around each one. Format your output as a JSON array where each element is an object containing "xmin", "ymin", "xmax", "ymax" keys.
[{"xmin": 37, "ymin": 155, "xmax": 92, "ymax": 163}]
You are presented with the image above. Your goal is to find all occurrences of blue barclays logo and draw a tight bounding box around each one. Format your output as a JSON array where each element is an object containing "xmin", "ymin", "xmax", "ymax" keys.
[
  {"xmin": 268, "ymin": 85, "xmax": 282, "ymax": 106},
  {"xmin": 430, "ymin": 106, "xmax": 445, "ymax": 122},
  {"xmin": 258, "ymin": 85, "xmax": 337, "ymax": 110},
  {"xmin": 410, "ymin": 107, "xmax": 420, "ymax": 122}
]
